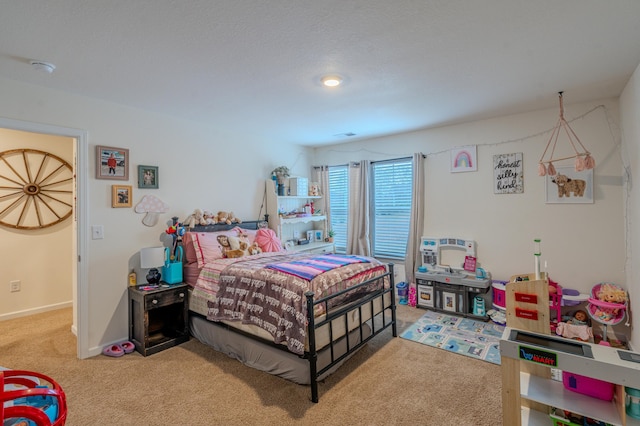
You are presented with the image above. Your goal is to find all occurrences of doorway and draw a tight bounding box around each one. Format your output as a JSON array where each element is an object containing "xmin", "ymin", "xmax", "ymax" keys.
[{"xmin": 0, "ymin": 117, "xmax": 89, "ymax": 359}]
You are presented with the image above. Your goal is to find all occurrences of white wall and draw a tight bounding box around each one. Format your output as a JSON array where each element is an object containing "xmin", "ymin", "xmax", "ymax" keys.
[
  {"xmin": 0, "ymin": 129, "xmax": 73, "ymax": 316},
  {"xmin": 0, "ymin": 76, "xmax": 314, "ymax": 355},
  {"xmin": 620, "ymin": 62, "xmax": 640, "ymax": 348},
  {"xmin": 314, "ymin": 98, "xmax": 625, "ymax": 306}
]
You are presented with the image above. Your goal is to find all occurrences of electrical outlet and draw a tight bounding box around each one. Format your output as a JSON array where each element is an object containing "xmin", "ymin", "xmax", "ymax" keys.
[{"xmin": 10, "ymin": 280, "xmax": 21, "ymax": 292}]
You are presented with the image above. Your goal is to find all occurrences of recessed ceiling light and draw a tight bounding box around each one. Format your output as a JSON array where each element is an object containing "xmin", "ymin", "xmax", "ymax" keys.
[
  {"xmin": 321, "ymin": 75, "xmax": 342, "ymax": 87},
  {"xmin": 30, "ymin": 60, "xmax": 56, "ymax": 74}
]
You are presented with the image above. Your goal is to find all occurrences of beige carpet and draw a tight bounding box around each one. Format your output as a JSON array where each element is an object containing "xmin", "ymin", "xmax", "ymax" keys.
[{"xmin": 0, "ymin": 306, "xmax": 503, "ymax": 425}]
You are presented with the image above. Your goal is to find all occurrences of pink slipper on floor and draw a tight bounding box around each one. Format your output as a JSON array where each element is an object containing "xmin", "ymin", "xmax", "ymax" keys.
[
  {"xmin": 119, "ymin": 341, "xmax": 135, "ymax": 354},
  {"xmin": 102, "ymin": 344, "xmax": 124, "ymax": 357}
]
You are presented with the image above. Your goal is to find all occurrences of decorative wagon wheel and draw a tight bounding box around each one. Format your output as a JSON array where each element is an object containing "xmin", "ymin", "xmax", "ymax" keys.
[{"xmin": 0, "ymin": 148, "xmax": 74, "ymax": 229}]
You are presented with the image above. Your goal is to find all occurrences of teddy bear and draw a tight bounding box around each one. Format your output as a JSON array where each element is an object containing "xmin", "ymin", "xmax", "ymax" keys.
[
  {"xmin": 216, "ymin": 211, "xmax": 242, "ymax": 225},
  {"xmin": 185, "ymin": 208, "xmax": 207, "ymax": 228}
]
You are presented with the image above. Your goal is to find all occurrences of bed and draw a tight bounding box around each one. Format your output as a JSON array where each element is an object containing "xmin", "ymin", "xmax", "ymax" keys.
[{"xmin": 181, "ymin": 220, "xmax": 397, "ymax": 402}]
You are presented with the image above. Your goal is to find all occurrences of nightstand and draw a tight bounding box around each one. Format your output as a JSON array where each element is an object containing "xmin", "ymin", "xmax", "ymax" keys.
[{"xmin": 128, "ymin": 283, "xmax": 189, "ymax": 356}]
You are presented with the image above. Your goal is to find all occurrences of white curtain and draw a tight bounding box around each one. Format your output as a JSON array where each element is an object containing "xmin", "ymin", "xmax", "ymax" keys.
[
  {"xmin": 404, "ymin": 153, "xmax": 425, "ymax": 285},
  {"xmin": 347, "ymin": 160, "xmax": 371, "ymax": 256},
  {"xmin": 312, "ymin": 166, "xmax": 330, "ymax": 235}
]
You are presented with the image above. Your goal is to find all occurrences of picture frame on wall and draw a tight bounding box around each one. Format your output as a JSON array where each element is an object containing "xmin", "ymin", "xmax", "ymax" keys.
[
  {"xmin": 138, "ymin": 165, "xmax": 159, "ymax": 189},
  {"xmin": 545, "ymin": 166, "xmax": 594, "ymax": 204},
  {"xmin": 112, "ymin": 185, "xmax": 132, "ymax": 208},
  {"xmin": 450, "ymin": 145, "xmax": 477, "ymax": 173},
  {"xmin": 493, "ymin": 152, "xmax": 523, "ymax": 194},
  {"xmin": 96, "ymin": 146, "xmax": 129, "ymax": 180}
]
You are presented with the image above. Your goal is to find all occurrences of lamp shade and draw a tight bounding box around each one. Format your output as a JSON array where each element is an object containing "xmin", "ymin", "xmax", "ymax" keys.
[{"xmin": 140, "ymin": 247, "xmax": 165, "ymax": 268}]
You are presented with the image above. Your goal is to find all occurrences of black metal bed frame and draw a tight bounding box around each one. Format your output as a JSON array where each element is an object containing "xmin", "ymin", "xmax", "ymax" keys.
[{"xmin": 185, "ymin": 220, "xmax": 398, "ymax": 402}]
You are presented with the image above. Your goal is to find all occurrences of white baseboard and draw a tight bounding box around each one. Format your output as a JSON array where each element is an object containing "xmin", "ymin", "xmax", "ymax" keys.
[{"xmin": 0, "ymin": 301, "xmax": 72, "ymax": 322}]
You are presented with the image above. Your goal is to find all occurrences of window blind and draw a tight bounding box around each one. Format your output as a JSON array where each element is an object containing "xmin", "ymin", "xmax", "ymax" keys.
[
  {"xmin": 371, "ymin": 159, "xmax": 412, "ymax": 259},
  {"xmin": 328, "ymin": 165, "xmax": 348, "ymax": 253}
]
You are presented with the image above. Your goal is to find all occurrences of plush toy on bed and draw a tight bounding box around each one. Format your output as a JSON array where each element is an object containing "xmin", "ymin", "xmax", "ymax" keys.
[
  {"xmin": 202, "ymin": 210, "xmax": 217, "ymax": 225},
  {"xmin": 185, "ymin": 208, "xmax": 208, "ymax": 228},
  {"xmin": 247, "ymin": 242, "xmax": 262, "ymax": 255},
  {"xmin": 216, "ymin": 211, "xmax": 242, "ymax": 225},
  {"xmin": 217, "ymin": 234, "xmax": 248, "ymax": 258}
]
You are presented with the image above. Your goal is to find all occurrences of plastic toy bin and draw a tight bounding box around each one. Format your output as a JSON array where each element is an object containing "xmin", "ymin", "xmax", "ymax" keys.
[
  {"xmin": 491, "ymin": 280, "xmax": 507, "ymax": 310},
  {"xmin": 562, "ymin": 371, "xmax": 614, "ymax": 401}
]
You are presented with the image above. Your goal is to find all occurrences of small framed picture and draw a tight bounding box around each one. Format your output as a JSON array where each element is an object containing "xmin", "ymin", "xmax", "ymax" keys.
[
  {"xmin": 442, "ymin": 291, "xmax": 457, "ymax": 312},
  {"xmin": 314, "ymin": 230, "xmax": 323, "ymax": 242},
  {"xmin": 96, "ymin": 146, "xmax": 129, "ymax": 180},
  {"xmin": 112, "ymin": 185, "xmax": 132, "ymax": 208},
  {"xmin": 545, "ymin": 166, "xmax": 594, "ymax": 204},
  {"xmin": 306, "ymin": 230, "xmax": 314, "ymax": 242},
  {"xmin": 138, "ymin": 165, "xmax": 159, "ymax": 189}
]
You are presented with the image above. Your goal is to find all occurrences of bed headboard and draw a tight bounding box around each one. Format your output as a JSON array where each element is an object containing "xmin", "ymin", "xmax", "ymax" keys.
[{"xmin": 187, "ymin": 218, "xmax": 268, "ymax": 233}]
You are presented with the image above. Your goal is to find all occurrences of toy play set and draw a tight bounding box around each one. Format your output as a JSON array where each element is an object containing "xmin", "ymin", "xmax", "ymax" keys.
[
  {"xmin": 411, "ymin": 235, "xmax": 639, "ymax": 424},
  {"xmin": 414, "ymin": 237, "xmax": 491, "ymax": 320},
  {"xmin": 1, "ymin": 369, "xmax": 67, "ymax": 426}
]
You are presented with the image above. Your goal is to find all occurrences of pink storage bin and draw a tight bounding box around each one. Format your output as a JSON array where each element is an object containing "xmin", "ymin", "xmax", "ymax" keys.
[
  {"xmin": 492, "ymin": 280, "xmax": 507, "ymax": 309},
  {"xmin": 562, "ymin": 371, "xmax": 614, "ymax": 401}
]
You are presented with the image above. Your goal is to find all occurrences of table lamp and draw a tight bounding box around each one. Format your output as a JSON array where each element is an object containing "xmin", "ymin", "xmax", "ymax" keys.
[{"xmin": 140, "ymin": 246, "xmax": 165, "ymax": 284}]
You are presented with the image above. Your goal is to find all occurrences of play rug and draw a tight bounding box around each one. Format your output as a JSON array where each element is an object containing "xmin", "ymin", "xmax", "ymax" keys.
[{"xmin": 400, "ymin": 310, "xmax": 505, "ymax": 365}]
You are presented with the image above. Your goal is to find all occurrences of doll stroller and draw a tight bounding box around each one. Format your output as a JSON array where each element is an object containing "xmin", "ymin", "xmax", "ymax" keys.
[{"xmin": 586, "ymin": 282, "xmax": 628, "ymax": 345}]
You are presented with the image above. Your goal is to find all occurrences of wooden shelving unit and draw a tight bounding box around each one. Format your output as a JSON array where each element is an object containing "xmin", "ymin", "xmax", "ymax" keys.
[{"xmin": 500, "ymin": 274, "xmax": 640, "ymax": 425}]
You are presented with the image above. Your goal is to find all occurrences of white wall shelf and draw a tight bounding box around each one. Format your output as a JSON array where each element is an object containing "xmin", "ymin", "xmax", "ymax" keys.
[{"xmin": 265, "ymin": 179, "xmax": 334, "ymax": 255}]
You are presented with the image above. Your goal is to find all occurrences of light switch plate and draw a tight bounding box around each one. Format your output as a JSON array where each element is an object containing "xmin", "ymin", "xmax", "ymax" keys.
[{"xmin": 92, "ymin": 225, "xmax": 104, "ymax": 239}]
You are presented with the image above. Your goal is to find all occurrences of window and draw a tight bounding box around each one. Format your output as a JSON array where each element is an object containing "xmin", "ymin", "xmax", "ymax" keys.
[
  {"xmin": 328, "ymin": 165, "xmax": 348, "ymax": 253},
  {"xmin": 371, "ymin": 158, "xmax": 412, "ymax": 259}
]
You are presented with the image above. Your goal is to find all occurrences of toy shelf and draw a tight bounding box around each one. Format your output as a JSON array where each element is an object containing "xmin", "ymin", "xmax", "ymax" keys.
[
  {"xmin": 501, "ymin": 273, "xmax": 640, "ymax": 426},
  {"xmin": 501, "ymin": 326, "xmax": 640, "ymax": 426}
]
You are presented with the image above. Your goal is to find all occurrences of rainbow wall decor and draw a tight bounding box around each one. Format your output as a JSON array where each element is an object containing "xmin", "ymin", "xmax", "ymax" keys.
[{"xmin": 450, "ymin": 146, "xmax": 477, "ymax": 172}]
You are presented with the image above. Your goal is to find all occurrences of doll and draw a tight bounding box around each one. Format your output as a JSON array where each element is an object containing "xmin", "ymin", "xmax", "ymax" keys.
[
  {"xmin": 594, "ymin": 283, "xmax": 627, "ymax": 322},
  {"xmin": 556, "ymin": 310, "xmax": 592, "ymax": 341},
  {"xmin": 567, "ymin": 310, "xmax": 589, "ymax": 326}
]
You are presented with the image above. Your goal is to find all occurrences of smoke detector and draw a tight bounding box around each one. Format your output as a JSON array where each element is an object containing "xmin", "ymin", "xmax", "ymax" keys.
[{"xmin": 30, "ymin": 60, "xmax": 56, "ymax": 74}]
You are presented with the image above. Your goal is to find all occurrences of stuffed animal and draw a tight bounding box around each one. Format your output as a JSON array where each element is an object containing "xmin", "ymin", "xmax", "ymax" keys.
[
  {"xmin": 216, "ymin": 211, "xmax": 241, "ymax": 225},
  {"xmin": 217, "ymin": 235, "xmax": 248, "ymax": 258},
  {"xmin": 202, "ymin": 210, "xmax": 217, "ymax": 225},
  {"xmin": 228, "ymin": 212, "xmax": 241, "ymax": 224},
  {"xmin": 247, "ymin": 242, "xmax": 262, "ymax": 255},
  {"xmin": 185, "ymin": 208, "xmax": 207, "ymax": 228},
  {"xmin": 216, "ymin": 211, "xmax": 232, "ymax": 225}
]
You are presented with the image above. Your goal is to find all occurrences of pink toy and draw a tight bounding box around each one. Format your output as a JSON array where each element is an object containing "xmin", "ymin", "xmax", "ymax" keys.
[
  {"xmin": 587, "ymin": 282, "xmax": 628, "ymax": 344},
  {"xmin": 408, "ymin": 286, "xmax": 417, "ymax": 308}
]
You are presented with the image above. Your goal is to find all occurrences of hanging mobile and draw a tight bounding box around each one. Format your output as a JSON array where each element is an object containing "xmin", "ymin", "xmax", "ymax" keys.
[{"xmin": 538, "ymin": 91, "xmax": 596, "ymax": 176}]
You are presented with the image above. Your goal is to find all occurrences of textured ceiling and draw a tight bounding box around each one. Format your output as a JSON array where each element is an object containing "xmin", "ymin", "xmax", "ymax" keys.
[{"xmin": 1, "ymin": 1, "xmax": 640, "ymax": 146}]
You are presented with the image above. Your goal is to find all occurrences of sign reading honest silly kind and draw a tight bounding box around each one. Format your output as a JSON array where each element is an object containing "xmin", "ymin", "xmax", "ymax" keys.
[{"xmin": 494, "ymin": 152, "xmax": 524, "ymax": 194}]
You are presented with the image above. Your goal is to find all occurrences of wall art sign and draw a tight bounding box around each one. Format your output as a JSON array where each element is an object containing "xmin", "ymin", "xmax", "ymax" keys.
[
  {"xmin": 545, "ymin": 166, "xmax": 594, "ymax": 204},
  {"xmin": 494, "ymin": 152, "xmax": 523, "ymax": 194},
  {"xmin": 450, "ymin": 145, "xmax": 477, "ymax": 173}
]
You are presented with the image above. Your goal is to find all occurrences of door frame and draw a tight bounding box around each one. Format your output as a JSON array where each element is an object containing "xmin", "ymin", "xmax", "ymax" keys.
[{"xmin": 0, "ymin": 117, "xmax": 89, "ymax": 359}]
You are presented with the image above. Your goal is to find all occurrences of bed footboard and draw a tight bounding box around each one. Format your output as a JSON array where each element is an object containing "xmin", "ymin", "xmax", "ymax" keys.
[{"xmin": 305, "ymin": 263, "xmax": 397, "ymax": 403}]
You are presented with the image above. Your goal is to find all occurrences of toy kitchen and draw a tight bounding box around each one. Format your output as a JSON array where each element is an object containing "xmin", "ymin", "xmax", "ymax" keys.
[{"xmin": 415, "ymin": 237, "xmax": 492, "ymax": 320}]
